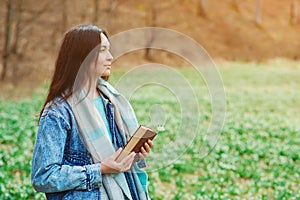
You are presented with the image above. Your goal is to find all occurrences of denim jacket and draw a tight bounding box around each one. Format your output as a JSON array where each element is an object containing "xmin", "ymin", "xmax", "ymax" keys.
[{"xmin": 31, "ymin": 97, "xmax": 102, "ymax": 199}]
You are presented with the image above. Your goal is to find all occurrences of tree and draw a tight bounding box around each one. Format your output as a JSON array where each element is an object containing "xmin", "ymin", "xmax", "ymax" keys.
[
  {"xmin": 106, "ymin": 0, "xmax": 124, "ymax": 32},
  {"xmin": 1, "ymin": 0, "xmax": 54, "ymax": 81},
  {"xmin": 290, "ymin": 0, "xmax": 298, "ymax": 25},
  {"xmin": 62, "ymin": 0, "xmax": 68, "ymax": 33},
  {"xmin": 255, "ymin": 0, "xmax": 262, "ymax": 25},
  {"xmin": 230, "ymin": 0, "xmax": 240, "ymax": 13},
  {"xmin": 144, "ymin": 0, "xmax": 157, "ymax": 61},
  {"xmin": 11, "ymin": 0, "xmax": 23, "ymax": 55},
  {"xmin": 93, "ymin": 0, "xmax": 100, "ymax": 24},
  {"xmin": 197, "ymin": 0, "xmax": 207, "ymax": 18},
  {"xmin": 1, "ymin": 0, "xmax": 14, "ymax": 81}
]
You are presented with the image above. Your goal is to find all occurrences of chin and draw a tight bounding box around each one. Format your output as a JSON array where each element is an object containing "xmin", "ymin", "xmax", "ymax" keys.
[
  {"xmin": 98, "ymin": 69, "xmax": 110, "ymax": 77},
  {"xmin": 102, "ymin": 72, "xmax": 110, "ymax": 77}
]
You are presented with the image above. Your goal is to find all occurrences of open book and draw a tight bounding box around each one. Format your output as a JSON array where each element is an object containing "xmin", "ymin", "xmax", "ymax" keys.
[{"xmin": 115, "ymin": 125, "xmax": 157, "ymax": 162}]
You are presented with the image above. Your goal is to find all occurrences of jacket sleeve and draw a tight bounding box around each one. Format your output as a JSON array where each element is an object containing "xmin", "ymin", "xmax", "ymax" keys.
[{"xmin": 31, "ymin": 111, "xmax": 102, "ymax": 193}]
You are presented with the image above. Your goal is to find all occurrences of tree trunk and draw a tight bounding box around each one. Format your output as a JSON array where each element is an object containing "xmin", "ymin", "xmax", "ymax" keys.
[
  {"xmin": 62, "ymin": 0, "xmax": 68, "ymax": 33},
  {"xmin": 255, "ymin": 0, "xmax": 262, "ymax": 25},
  {"xmin": 197, "ymin": 0, "xmax": 207, "ymax": 18},
  {"xmin": 93, "ymin": 0, "xmax": 100, "ymax": 24},
  {"xmin": 231, "ymin": 0, "xmax": 240, "ymax": 13},
  {"xmin": 106, "ymin": 0, "xmax": 116, "ymax": 32},
  {"xmin": 144, "ymin": 1, "xmax": 156, "ymax": 61},
  {"xmin": 1, "ymin": 0, "xmax": 14, "ymax": 81},
  {"xmin": 290, "ymin": 0, "xmax": 298, "ymax": 25},
  {"xmin": 12, "ymin": 0, "xmax": 23, "ymax": 55}
]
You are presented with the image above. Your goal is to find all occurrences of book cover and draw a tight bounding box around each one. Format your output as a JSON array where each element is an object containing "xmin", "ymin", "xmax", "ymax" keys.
[{"xmin": 115, "ymin": 125, "xmax": 157, "ymax": 162}]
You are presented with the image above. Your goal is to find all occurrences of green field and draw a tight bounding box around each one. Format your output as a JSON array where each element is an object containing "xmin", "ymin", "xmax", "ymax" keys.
[{"xmin": 1, "ymin": 61, "xmax": 299, "ymax": 199}]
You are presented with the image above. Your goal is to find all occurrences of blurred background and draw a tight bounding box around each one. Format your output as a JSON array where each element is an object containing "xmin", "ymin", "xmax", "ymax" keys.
[
  {"xmin": 1, "ymin": 0, "xmax": 300, "ymax": 97},
  {"xmin": 0, "ymin": 0, "xmax": 300, "ymax": 199}
]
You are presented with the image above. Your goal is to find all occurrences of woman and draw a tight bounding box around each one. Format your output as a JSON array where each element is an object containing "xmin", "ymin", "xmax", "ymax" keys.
[{"xmin": 31, "ymin": 24, "xmax": 153, "ymax": 200}]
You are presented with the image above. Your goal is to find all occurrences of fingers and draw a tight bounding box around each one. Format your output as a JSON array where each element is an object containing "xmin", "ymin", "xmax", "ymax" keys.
[
  {"xmin": 116, "ymin": 148, "xmax": 123, "ymax": 155},
  {"xmin": 139, "ymin": 139, "xmax": 154, "ymax": 159},
  {"xmin": 104, "ymin": 140, "xmax": 154, "ymax": 174},
  {"xmin": 111, "ymin": 148, "xmax": 122, "ymax": 159},
  {"xmin": 144, "ymin": 143, "xmax": 150, "ymax": 152},
  {"xmin": 119, "ymin": 152, "xmax": 136, "ymax": 171},
  {"xmin": 147, "ymin": 139, "xmax": 154, "ymax": 147},
  {"xmin": 139, "ymin": 146, "xmax": 148, "ymax": 160},
  {"xmin": 139, "ymin": 152, "xmax": 145, "ymax": 159},
  {"xmin": 121, "ymin": 152, "xmax": 136, "ymax": 164},
  {"xmin": 101, "ymin": 150, "xmax": 136, "ymax": 174},
  {"xmin": 143, "ymin": 139, "xmax": 153, "ymax": 153}
]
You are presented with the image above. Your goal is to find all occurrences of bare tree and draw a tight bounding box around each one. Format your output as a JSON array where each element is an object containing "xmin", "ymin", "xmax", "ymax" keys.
[
  {"xmin": 197, "ymin": 0, "xmax": 207, "ymax": 18},
  {"xmin": 1, "ymin": 0, "xmax": 55, "ymax": 81},
  {"xmin": 62, "ymin": 0, "xmax": 68, "ymax": 33},
  {"xmin": 23, "ymin": 1, "xmax": 52, "ymax": 28},
  {"xmin": 230, "ymin": 0, "xmax": 240, "ymax": 13},
  {"xmin": 93, "ymin": 0, "xmax": 100, "ymax": 24},
  {"xmin": 255, "ymin": 0, "xmax": 262, "ymax": 25},
  {"xmin": 106, "ymin": 0, "xmax": 123, "ymax": 32},
  {"xmin": 11, "ymin": 0, "xmax": 23, "ymax": 55},
  {"xmin": 105, "ymin": 0, "xmax": 128, "ymax": 32},
  {"xmin": 1, "ymin": 0, "xmax": 14, "ymax": 81},
  {"xmin": 144, "ymin": 0, "xmax": 157, "ymax": 61},
  {"xmin": 290, "ymin": 0, "xmax": 298, "ymax": 25},
  {"xmin": 18, "ymin": 0, "xmax": 54, "ymax": 56}
]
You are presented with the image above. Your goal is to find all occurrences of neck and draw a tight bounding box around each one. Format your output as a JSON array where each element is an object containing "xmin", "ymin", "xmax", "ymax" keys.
[
  {"xmin": 94, "ymin": 88, "xmax": 100, "ymax": 99},
  {"xmin": 85, "ymin": 78, "xmax": 100, "ymax": 99}
]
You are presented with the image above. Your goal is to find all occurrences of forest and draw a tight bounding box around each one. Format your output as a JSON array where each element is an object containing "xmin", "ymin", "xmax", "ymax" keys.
[
  {"xmin": 1, "ymin": 0, "xmax": 300, "ymax": 199},
  {"xmin": 1, "ymin": 0, "xmax": 300, "ymax": 85}
]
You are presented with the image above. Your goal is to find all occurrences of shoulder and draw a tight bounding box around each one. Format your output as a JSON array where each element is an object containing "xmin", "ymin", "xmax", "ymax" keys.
[
  {"xmin": 40, "ymin": 97, "xmax": 74, "ymax": 130},
  {"xmin": 42, "ymin": 97, "xmax": 71, "ymax": 115}
]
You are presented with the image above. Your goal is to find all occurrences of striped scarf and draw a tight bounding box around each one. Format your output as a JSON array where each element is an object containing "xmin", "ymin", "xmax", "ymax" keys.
[
  {"xmin": 105, "ymin": 99, "xmax": 139, "ymax": 200},
  {"xmin": 67, "ymin": 78, "xmax": 149, "ymax": 200}
]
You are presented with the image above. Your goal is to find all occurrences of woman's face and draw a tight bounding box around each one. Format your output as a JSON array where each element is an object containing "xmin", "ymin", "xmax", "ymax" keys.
[{"xmin": 95, "ymin": 32, "xmax": 113, "ymax": 77}]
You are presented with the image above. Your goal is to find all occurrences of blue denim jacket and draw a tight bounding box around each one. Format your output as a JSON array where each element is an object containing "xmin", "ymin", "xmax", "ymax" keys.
[{"xmin": 31, "ymin": 98, "xmax": 102, "ymax": 199}]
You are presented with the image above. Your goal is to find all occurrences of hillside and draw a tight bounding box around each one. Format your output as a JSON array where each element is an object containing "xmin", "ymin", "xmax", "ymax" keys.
[{"xmin": 0, "ymin": 0, "xmax": 300, "ymax": 94}]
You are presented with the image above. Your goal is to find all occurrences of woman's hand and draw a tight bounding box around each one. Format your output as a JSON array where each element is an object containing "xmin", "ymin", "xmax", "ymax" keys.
[
  {"xmin": 138, "ymin": 139, "xmax": 154, "ymax": 160},
  {"xmin": 101, "ymin": 148, "xmax": 136, "ymax": 174}
]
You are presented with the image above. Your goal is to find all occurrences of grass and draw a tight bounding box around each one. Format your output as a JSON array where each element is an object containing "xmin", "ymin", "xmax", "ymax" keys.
[{"xmin": 0, "ymin": 61, "xmax": 300, "ymax": 199}]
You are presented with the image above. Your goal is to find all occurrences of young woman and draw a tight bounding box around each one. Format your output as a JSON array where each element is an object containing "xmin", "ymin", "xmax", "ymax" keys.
[{"xmin": 31, "ymin": 24, "xmax": 153, "ymax": 200}]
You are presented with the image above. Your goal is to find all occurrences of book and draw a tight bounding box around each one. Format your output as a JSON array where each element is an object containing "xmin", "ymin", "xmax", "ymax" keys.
[{"xmin": 115, "ymin": 125, "xmax": 157, "ymax": 162}]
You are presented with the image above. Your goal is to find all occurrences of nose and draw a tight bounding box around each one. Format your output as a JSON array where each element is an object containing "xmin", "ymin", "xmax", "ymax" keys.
[{"xmin": 107, "ymin": 51, "xmax": 113, "ymax": 61}]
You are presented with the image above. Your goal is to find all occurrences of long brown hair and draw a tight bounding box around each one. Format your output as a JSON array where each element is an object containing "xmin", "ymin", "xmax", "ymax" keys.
[{"xmin": 40, "ymin": 24, "xmax": 108, "ymax": 118}]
